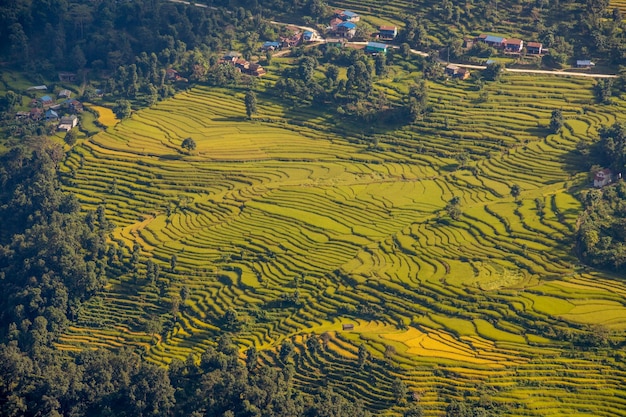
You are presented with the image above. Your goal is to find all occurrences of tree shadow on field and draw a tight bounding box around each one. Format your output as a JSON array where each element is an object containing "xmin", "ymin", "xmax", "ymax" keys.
[
  {"xmin": 159, "ymin": 154, "xmax": 184, "ymax": 161},
  {"xmin": 213, "ymin": 116, "xmax": 248, "ymax": 122}
]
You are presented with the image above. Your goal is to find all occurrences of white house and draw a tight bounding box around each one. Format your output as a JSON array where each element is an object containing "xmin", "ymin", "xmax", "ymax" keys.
[{"xmin": 593, "ymin": 168, "xmax": 612, "ymax": 188}]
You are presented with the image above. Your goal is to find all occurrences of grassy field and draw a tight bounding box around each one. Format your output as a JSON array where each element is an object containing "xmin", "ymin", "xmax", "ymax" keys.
[{"xmin": 55, "ymin": 60, "xmax": 626, "ymax": 417}]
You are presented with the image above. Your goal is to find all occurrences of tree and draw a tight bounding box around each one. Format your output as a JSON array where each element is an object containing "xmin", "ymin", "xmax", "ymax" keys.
[
  {"xmin": 245, "ymin": 345, "xmax": 258, "ymax": 371},
  {"xmin": 181, "ymin": 137, "xmax": 197, "ymax": 152},
  {"xmin": 483, "ymin": 62, "xmax": 504, "ymax": 81},
  {"xmin": 113, "ymin": 99, "xmax": 131, "ymax": 119},
  {"xmin": 392, "ymin": 378, "xmax": 408, "ymax": 405},
  {"xmin": 64, "ymin": 130, "xmax": 78, "ymax": 146},
  {"xmin": 374, "ymin": 53, "xmax": 387, "ymax": 77},
  {"xmin": 550, "ymin": 109, "xmax": 564, "ymax": 133},
  {"xmin": 404, "ymin": 404, "xmax": 424, "ymax": 417},
  {"xmin": 357, "ymin": 344, "xmax": 369, "ymax": 368},
  {"xmin": 325, "ymin": 64, "xmax": 339, "ymax": 86},
  {"xmin": 244, "ymin": 90, "xmax": 257, "ymax": 119},
  {"xmin": 4, "ymin": 91, "xmax": 18, "ymax": 110},
  {"xmin": 445, "ymin": 196, "xmax": 462, "ymax": 220},
  {"xmin": 407, "ymin": 81, "xmax": 428, "ymax": 120},
  {"xmin": 279, "ymin": 340, "xmax": 295, "ymax": 363},
  {"xmin": 510, "ymin": 184, "xmax": 521, "ymax": 200}
]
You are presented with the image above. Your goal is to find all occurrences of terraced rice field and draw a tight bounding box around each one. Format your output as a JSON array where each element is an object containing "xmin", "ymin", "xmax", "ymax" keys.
[{"xmin": 59, "ymin": 77, "xmax": 626, "ymax": 416}]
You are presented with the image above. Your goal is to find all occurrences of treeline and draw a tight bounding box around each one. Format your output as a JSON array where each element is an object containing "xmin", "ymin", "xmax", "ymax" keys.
[
  {"xmin": 0, "ymin": 335, "xmax": 373, "ymax": 417},
  {"xmin": 0, "ymin": 0, "xmax": 270, "ymax": 78},
  {"xmin": 0, "ymin": 140, "xmax": 113, "ymax": 343}
]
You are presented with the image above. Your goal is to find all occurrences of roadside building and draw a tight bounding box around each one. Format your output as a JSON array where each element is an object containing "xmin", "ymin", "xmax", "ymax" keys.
[{"xmin": 365, "ymin": 42, "xmax": 388, "ymax": 54}]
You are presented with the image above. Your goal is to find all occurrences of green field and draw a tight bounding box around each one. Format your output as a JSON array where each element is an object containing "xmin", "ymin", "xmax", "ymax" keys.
[{"xmin": 57, "ymin": 69, "xmax": 626, "ymax": 416}]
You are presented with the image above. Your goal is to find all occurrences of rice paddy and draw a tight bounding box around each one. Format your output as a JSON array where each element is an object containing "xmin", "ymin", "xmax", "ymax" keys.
[{"xmin": 58, "ymin": 74, "xmax": 626, "ymax": 416}]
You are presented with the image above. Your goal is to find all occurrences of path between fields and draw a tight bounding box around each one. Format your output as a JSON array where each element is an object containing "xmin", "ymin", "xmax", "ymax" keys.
[{"xmin": 171, "ymin": 1, "xmax": 618, "ymax": 79}]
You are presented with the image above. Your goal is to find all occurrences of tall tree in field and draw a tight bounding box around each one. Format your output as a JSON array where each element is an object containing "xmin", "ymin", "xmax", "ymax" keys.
[{"xmin": 244, "ymin": 90, "xmax": 257, "ymax": 119}]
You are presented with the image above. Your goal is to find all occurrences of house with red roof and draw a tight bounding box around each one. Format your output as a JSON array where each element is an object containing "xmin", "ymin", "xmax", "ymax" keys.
[
  {"xmin": 504, "ymin": 39, "xmax": 523, "ymax": 52},
  {"xmin": 526, "ymin": 42, "xmax": 543, "ymax": 54}
]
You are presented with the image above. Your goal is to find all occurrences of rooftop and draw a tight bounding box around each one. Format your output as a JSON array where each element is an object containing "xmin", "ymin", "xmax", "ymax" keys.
[
  {"xmin": 484, "ymin": 35, "xmax": 505, "ymax": 43},
  {"xmin": 367, "ymin": 42, "xmax": 388, "ymax": 49}
]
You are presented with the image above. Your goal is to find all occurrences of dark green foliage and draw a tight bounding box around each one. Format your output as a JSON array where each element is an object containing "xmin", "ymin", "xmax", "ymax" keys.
[
  {"xmin": 64, "ymin": 129, "xmax": 77, "ymax": 146},
  {"xmin": 595, "ymin": 79, "xmax": 614, "ymax": 104},
  {"xmin": 577, "ymin": 181, "xmax": 626, "ymax": 272},
  {"xmin": 181, "ymin": 137, "xmax": 197, "ymax": 152},
  {"xmin": 0, "ymin": 143, "xmax": 110, "ymax": 341},
  {"xmin": 113, "ymin": 99, "xmax": 131, "ymax": 119},
  {"xmin": 595, "ymin": 122, "xmax": 626, "ymax": 172},
  {"xmin": 550, "ymin": 109, "xmax": 564, "ymax": 134},
  {"xmin": 510, "ymin": 184, "xmax": 521, "ymax": 200},
  {"xmin": 445, "ymin": 196, "xmax": 462, "ymax": 220},
  {"xmin": 244, "ymin": 90, "xmax": 257, "ymax": 119},
  {"xmin": 406, "ymin": 81, "xmax": 428, "ymax": 121},
  {"xmin": 482, "ymin": 62, "xmax": 503, "ymax": 82},
  {"xmin": 392, "ymin": 378, "xmax": 408, "ymax": 405}
]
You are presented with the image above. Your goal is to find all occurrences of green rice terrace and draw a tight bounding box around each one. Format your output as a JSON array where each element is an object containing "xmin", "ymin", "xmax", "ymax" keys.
[{"xmin": 58, "ymin": 72, "xmax": 626, "ymax": 416}]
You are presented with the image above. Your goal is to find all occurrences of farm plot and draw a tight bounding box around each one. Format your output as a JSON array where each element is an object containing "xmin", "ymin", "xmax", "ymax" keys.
[{"xmin": 59, "ymin": 79, "xmax": 626, "ymax": 416}]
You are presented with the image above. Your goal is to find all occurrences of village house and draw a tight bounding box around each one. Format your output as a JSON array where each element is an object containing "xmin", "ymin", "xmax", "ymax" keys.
[
  {"xmin": 379, "ymin": 25, "xmax": 398, "ymax": 40},
  {"xmin": 30, "ymin": 108, "xmax": 43, "ymax": 120},
  {"xmin": 66, "ymin": 99, "xmax": 83, "ymax": 113},
  {"xmin": 463, "ymin": 37, "xmax": 475, "ymax": 49},
  {"xmin": 248, "ymin": 63, "xmax": 266, "ymax": 77},
  {"xmin": 222, "ymin": 52, "xmax": 241, "ymax": 63},
  {"xmin": 58, "ymin": 89, "xmax": 72, "ymax": 99},
  {"xmin": 594, "ymin": 168, "xmax": 612, "ymax": 188},
  {"xmin": 261, "ymin": 41, "xmax": 281, "ymax": 51},
  {"xmin": 335, "ymin": 21, "xmax": 357, "ymax": 39},
  {"xmin": 27, "ymin": 85, "xmax": 47, "ymax": 91},
  {"xmin": 15, "ymin": 111, "xmax": 30, "ymax": 120},
  {"xmin": 303, "ymin": 31, "xmax": 318, "ymax": 42},
  {"xmin": 45, "ymin": 109, "xmax": 59, "ymax": 121},
  {"xmin": 336, "ymin": 10, "xmax": 360, "ymax": 22},
  {"xmin": 504, "ymin": 38, "xmax": 523, "ymax": 52},
  {"xmin": 576, "ymin": 60, "xmax": 595, "ymax": 68},
  {"xmin": 58, "ymin": 72, "xmax": 77, "ymax": 82},
  {"xmin": 329, "ymin": 17, "xmax": 343, "ymax": 31},
  {"xmin": 58, "ymin": 115, "xmax": 78, "ymax": 132},
  {"xmin": 526, "ymin": 42, "xmax": 543, "ymax": 55},
  {"xmin": 166, "ymin": 68, "xmax": 181, "ymax": 81},
  {"xmin": 445, "ymin": 64, "xmax": 471, "ymax": 80},
  {"xmin": 479, "ymin": 34, "xmax": 506, "ymax": 48},
  {"xmin": 39, "ymin": 95, "xmax": 54, "ymax": 107},
  {"xmin": 365, "ymin": 42, "xmax": 388, "ymax": 54}
]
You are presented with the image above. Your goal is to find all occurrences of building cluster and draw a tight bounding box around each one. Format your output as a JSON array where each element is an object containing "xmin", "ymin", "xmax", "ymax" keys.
[
  {"xmin": 327, "ymin": 10, "xmax": 397, "ymax": 42},
  {"xmin": 16, "ymin": 79, "xmax": 83, "ymax": 131},
  {"xmin": 219, "ymin": 52, "xmax": 266, "ymax": 77},
  {"xmin": 464, "ymin": 34, "xmax": 544, "ymax": 55}
]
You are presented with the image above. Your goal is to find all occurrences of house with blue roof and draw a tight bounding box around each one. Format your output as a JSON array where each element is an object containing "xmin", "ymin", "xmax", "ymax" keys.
[
  {"xmin": 336, "ymin": 21, "xmax": 357, "ymax": 39},
  {"xmin": 262, "ymin": 41, "xmax": 281, "ymax": 51},
  {"xmin": 303, "ymin": 31, "xmax": 318, "ymax": 42},
  {"xmin": 365, "ymin": 42, "xmax": 388, "ymax": 54},
  {"xmin": 478, "ymin": 34, "xmax": 506, "ymax": 48},
  {"xmin": 576, "ymin": 60, "xmax": 595, "ymax": 68},
  {"xmin": 39, "ymin": 95, "xmax": 54, "ymax": 107},
  {"xmin": 45, "ymin": 109, "xmax": 59, "ymax": 120}
]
